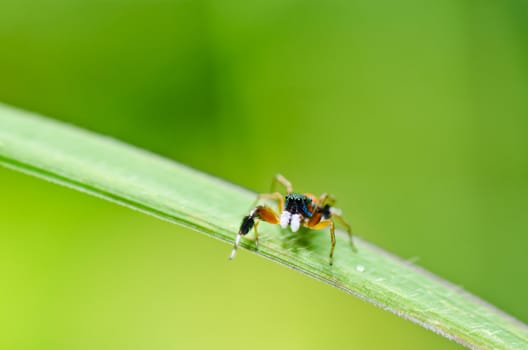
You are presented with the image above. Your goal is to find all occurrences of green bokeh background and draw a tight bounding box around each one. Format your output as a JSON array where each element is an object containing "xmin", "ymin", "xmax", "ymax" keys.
[{"xmin": 1, "ymin": 1, "xmax": 527, "ymax": 349}]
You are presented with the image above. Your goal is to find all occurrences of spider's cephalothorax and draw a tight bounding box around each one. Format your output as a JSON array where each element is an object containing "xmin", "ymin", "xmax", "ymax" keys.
[
  {"xmin": 229, "ymin": 174, "xmax": 357, "ymax": 265},
  {"xmin": 280, "ymin": 193, "xmax": 313, "ymax": 232}
]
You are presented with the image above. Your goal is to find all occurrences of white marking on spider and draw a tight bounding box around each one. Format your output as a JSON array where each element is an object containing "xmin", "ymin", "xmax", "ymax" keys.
[
  {"xmin": 329, "ymin": 207, "xmax": 342, "ymax": 216},
  {"xmin": 229, "ymin": 234, "xmax": 242, "ymax": 260},
  {"xmin": 290, "ymin": 214, "xmax": 301, "ymax": 232},
  {"xmin": 280, "ymin": 211, "xmax": 291, "ymax": 229}
]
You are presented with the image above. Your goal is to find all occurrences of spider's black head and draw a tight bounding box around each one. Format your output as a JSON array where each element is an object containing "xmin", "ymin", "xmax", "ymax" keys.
[{"xmin": 285, "ymin": 193, "xmax": 313, "ymax": 218}]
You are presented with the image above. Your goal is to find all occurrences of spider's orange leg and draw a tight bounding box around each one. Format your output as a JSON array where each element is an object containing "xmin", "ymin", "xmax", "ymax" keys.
[
  {"xmin": 253, "ymin": 220, "xmax": 260, "ymax": 249},
  {"xmin": 332, "ymin": 212, "xmax": 357, "ymax": 252},
  {"xmin": 307, "ymin": 220, "xmax": 336, "ymax": 265},
  {"xmin": 271, "ymin": 174, "xmax": 293, "ymax": 194},
  {"xmin": 251, "ymin": 192, "xmax": 285, "ymax": 212},
  {"xmin": 319, "ymin": 193, "xmax": 336, "ymax": 206},
  {"xmin": 230, "ymin": 205, "xmax": 279, "ymax": 260},
  {"xmin": 317, "ymin": 194, "xmax": 357, "ymax": 252}
]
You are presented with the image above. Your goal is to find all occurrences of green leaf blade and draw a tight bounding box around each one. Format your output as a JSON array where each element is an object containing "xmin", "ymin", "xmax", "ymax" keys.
[{"xmin": 0, "ymin": 103, "xmax": 527, "ymax": 349}]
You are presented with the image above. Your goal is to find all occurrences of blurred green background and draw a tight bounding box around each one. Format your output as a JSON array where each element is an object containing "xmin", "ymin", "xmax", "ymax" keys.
[{"xmin": 1, "ymin": 0, "xmax": 527, "ymax": 349}]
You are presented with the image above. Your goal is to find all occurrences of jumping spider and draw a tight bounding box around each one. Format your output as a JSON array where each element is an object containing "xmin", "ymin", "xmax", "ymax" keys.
[{"xmin": 230, "ymin": 174, "xmax": 356, "ymax": 265}]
